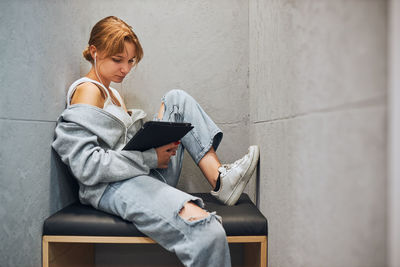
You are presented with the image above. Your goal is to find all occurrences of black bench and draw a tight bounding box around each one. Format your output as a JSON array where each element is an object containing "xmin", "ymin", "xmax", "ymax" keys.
[{"xmin": 43, "ymin": 193, "xmax": 268, "ymax": 267}]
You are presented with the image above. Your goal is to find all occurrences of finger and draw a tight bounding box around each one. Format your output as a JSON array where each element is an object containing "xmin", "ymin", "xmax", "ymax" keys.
[
  {"xmin": 166, "ymin": 141, "xmax": 181, "ymax": 149},
  {"xmin": 166, "ymin": 144, "xmax": 179, "ymax": 153},
  {"xmin": 162, "ymin": 144, "xmax": 175, "ymax": 152}
]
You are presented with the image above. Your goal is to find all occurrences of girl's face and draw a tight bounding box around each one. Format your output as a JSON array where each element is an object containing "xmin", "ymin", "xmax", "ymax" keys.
[{"xmin": 95, "ymin": 41, "xmax": 136, "ymax": 85}]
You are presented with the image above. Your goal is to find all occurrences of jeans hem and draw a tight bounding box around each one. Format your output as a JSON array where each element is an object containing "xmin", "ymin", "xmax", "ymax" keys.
[{"xmin": 194, "ymin": 129, "xmax": 223, "ymax": 164}]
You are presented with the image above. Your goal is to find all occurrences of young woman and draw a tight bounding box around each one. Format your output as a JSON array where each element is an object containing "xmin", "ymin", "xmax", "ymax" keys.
[{"xmin": 52, "ymin": 16, "xmax": 259, "ymax": 267}]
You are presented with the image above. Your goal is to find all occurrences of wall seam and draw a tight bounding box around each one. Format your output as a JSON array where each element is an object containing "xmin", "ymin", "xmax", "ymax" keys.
[
  {"xmin": 247, "ymin": 0, "xmax": 258, "ymax": 204},
  {"xmin": 253, "ymin": 95, "xmax": 387, "ymax": 124},
  {"xmin": 215, "ymin": 121, "xmax": 247, "ymax": 125},
  {"xmin": 0, "ymin": 117, "xmax": 56, "ymax": 123}
]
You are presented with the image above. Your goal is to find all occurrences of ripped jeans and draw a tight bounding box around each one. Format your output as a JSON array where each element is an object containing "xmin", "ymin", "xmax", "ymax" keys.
[{"xmin": 98, "ymin": 89, "xmax": 231, "ymax": 267}]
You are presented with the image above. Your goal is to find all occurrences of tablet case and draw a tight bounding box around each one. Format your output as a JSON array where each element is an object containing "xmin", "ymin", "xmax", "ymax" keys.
[{"xmin": 123, "ymin": 121, "xmax": 194, "ymax": 151}]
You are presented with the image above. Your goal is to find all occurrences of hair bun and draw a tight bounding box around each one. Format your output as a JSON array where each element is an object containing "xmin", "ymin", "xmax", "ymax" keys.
[{"xmin": 83, "ymin": 46, "xmax": 93, "ymax": 63}]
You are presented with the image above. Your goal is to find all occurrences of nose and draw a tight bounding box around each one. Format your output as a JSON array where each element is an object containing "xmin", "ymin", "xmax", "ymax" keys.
[{"xmin": 121, "ymin": 63, "xmax": 131, "ymax": 74}]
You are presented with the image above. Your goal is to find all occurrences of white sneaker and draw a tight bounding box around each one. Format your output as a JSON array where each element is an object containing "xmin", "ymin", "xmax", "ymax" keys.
[{"xmin": 211, "ymin": 145, "xmax": 260, "ymax": 206}]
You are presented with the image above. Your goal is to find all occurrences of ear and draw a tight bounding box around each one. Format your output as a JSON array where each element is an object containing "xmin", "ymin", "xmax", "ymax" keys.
[{"xmin": 89, "ymin": 45, "xmax": 97, "ymax": 60}]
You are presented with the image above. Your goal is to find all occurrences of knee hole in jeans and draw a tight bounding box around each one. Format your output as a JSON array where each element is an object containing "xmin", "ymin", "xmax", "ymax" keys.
[
  {"xmin": 157, "ymin": 102, "xmax": 165, "ymax": 119},
  {"xmin": 179, "ymin": 201, "xmax": 209, "ymax": 222}
]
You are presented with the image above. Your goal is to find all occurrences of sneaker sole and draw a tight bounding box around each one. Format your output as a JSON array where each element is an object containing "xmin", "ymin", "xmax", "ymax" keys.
[{"xmin": 225, "ymin": 145, "xmax": 260, "ymax": 206}]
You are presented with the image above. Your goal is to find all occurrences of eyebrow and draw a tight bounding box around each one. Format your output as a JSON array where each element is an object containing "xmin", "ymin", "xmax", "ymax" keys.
[{"xmin": 113, "ymin": 55, "xmax": 136, "ymax": 59}]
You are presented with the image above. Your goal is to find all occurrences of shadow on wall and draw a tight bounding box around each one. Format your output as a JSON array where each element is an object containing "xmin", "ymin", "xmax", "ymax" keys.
[{"xmin": 49, "ymin": 149, "xmax": 79, "ymax": 213}]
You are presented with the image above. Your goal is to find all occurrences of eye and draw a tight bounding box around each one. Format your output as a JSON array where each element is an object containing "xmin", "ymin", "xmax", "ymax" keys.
[
  {"xmin": 112, "ymin": 58, "xmax": 121, "ymax": 63},
  {"xmin": 128, "ymin": 59, "xmax": 135, "ymax": 64}
]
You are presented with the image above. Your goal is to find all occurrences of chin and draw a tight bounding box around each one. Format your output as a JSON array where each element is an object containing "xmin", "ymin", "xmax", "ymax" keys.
[{"xmin": 113, "ymin": 77, "xmax": 125, "ymax": 83}]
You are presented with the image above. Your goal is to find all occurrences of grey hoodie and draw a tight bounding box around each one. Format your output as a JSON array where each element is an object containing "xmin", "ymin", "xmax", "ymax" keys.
[{"xmin": 52, "ymin": 104, "xmax": 158, "ymax": 208}]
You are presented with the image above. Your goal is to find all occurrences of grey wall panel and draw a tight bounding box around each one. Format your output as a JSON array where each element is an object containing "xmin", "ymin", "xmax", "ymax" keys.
[
  {"xmin": 119, "ymin": 0, "xmax": 248, "ymax": 124},
  {"xmin": 0, "ymin": 0, "xmax": 85, "ymax": 121},
  {"xmin": 249, "ymin": 0, "xmax": 388, "ymax": 266},
  {"xmin": 251, "ymin": 106, "xmax": 387, "ymax": 267},
  {"xmin": 0, "ymin": 120, "xmax": 77, "ymax": 267},
  {"xmin": 249, "ymin": 0, "xmax": 387, "ymax": 122},
  {"xmin": 0, "ymin": 1, "xmax": 86, "ymax": 266},
  {"xmin": 76, "ymin": 0, "xmax": 249, "ymax": 124}
]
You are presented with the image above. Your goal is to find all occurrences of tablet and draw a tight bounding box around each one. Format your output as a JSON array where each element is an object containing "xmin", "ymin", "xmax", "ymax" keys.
[{"xmin": 123, "ymin": 121, "xmax": 194, "ymax": 151}]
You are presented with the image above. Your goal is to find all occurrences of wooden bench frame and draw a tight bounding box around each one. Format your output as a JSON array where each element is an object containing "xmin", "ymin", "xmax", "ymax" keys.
[{"xmin": 43, "ymin": 235, "xmax": 267, "ymax": 267}]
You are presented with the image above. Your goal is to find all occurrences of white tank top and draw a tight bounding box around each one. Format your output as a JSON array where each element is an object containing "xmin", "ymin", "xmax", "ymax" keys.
[{"xmin": 66, "ymin": 77, "xmax": 133, "ymax": 127}]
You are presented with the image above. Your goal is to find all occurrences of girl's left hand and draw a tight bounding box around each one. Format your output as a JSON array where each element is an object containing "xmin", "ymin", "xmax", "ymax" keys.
[{"xmin": 155, "ymin": 141, "xmax": 180, "ymax": 168}]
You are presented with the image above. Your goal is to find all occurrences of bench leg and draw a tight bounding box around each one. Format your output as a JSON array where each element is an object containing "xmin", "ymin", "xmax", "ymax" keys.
[
  {"xmin": 43, "ymin": 237, "xmax": 95, "ymax": 267},
  {"xmin": 243, "ymin": 237, "xmax": 267, "ymax": 267}
]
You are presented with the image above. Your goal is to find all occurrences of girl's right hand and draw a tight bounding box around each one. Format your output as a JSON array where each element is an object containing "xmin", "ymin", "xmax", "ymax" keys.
[{"xmin": 155, "ymin": 141, "xmax": 180, "ymax": 168}]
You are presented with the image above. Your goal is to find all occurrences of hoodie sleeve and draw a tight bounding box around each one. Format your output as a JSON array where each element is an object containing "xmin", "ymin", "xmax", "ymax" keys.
[{"xmin": 52, "ymin": 119, "xmax": 159, "ymax": 186}]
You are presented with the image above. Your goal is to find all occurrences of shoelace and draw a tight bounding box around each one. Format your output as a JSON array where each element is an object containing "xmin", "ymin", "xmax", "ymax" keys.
[{"xmin": 218, "ymin": 153, "xmax": 249, "ymax": 177}]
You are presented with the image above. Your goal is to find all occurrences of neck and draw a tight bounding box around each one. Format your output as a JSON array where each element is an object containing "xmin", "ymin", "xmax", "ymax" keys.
[{"xmin": 86, "ymin": 68, "xmax": 110, "ymax": 88}]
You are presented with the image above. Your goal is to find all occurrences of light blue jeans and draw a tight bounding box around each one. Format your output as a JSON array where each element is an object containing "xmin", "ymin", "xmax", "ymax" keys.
[{"xmin": 98, "ymin": 89, "xmax": 231, "ymax": 267}]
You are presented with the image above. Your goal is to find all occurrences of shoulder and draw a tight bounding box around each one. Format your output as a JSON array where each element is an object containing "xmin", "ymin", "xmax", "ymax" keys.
[{"xmin": 70, "ymin": 82, "xmax": 106, "ymax": 108}]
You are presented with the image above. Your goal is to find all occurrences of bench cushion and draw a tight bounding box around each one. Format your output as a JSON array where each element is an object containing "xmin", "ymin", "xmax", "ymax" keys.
[{"xmin": 43, "ymin": 193, "xmax": 267, "ymax": 237}]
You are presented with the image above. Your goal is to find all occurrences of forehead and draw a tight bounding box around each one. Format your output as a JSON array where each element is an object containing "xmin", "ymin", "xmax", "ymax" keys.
[{"xmin": 115, "ymin": 41, "xmax": 136, "ymax": 58}]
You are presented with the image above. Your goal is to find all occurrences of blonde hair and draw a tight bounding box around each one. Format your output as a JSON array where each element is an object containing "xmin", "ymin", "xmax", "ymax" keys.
[{"xmin": 83, "ymin": 16, "xmax": 143, "ymax": 65}]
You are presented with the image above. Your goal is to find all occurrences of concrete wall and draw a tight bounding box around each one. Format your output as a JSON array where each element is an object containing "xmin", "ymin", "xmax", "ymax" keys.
[
  {"xmin": 0, "ymin": 1, "xmax": 84, "ymax": 266},
  {"xmin": 249, "ymin": 0, "xmax": 388, "ymax": 266},
  {"xmin": 0, "ymin": 0, "xmax": 391, "ymax": 266}
]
